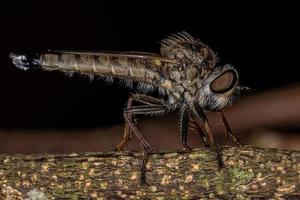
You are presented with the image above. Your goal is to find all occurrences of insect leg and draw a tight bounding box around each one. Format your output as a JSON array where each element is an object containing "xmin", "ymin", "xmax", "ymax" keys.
[
  {"xmin": 180, "ymin": 106, "xmax": 192, "ymax": 151},
  {"xmin": 123, "ymin": 113, "xmax": 150, "ymax": 184},
  {"xmin": 124, "ymin": 104, "xmax": 168, "ymax": 184},
  {"xmin": 219, "ymin": 111, "xmax": 243, "ymax": 147},
  {"xmin": 116, "ymin": 94, "xmax": 167, "ymax": 151},
  {"xmin": 129, "ymin": 93, "xmax": 167, "ymax": 106},
  {"xmin": 116, "ymin": 96, "xmax": 134, "ymax": 151},
  {"xmin": 192, "ymin": 104, "xmax": 224, "ymax": 168},
  {"xmin": 189, "ymin": 119, "xmax": 210, "ymax": 147},
  {"xmin": 203, "ymin": 120, "xmax": 224, "ymax": 168}
]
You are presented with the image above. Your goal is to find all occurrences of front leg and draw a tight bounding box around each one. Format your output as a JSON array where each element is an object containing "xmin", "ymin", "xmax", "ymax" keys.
[
  {"xmin": 189, "ymin": 118, "xmax": 210, "ymax": 147},
  {"xmin": 180, "ymin": 106, "xmax": 192, "ymax": 151},
  {"xmin": 219, "ymin": 111, "xmax": 243, "ymax": 147},
  {"xmin": 192, "ymin": 103, "xmax": 224, "ymax": 168}
]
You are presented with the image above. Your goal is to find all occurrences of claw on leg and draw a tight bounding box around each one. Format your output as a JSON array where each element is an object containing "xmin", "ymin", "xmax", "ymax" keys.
[{"xmin": 183, "ymin": 143, "xmax": 193, "ymax": 151}]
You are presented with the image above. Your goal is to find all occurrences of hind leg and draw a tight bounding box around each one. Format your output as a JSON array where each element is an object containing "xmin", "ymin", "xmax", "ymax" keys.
[{"xmin": 116, "ymin": 94, "xmax": 167, "ymax": 151}]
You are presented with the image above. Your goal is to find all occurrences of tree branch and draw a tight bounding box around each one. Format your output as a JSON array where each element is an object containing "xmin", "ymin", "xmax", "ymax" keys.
[{"xmin": 1, "ymin": 146, "xmax": 300, "ymax": 199}]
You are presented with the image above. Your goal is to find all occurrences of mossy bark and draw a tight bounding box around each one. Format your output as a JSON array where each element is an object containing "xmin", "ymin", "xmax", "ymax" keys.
[{"xmin": 1, "ymin": 146, "xmax": 300, "ymax": 199}]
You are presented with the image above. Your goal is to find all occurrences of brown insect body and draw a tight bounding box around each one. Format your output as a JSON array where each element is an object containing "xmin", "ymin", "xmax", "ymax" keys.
[
  {"xmin": 36, "ymin": 33, "xmax": 238, "ymax": 111},
  {"xmin": 10, "ymin": 32, "xmax": 243, "ymax": 184}
]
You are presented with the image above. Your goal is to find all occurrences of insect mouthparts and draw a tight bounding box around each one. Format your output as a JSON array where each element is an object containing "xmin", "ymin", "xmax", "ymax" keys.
[{"xmin": 10, "ymin": 53, "xmax": 40, "ymax": 71}]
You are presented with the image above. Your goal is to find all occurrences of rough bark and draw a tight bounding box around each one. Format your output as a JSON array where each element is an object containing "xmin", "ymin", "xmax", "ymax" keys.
[{"xmin": 0, "ymin": 146, "xmax": 300, "ymax": 199}]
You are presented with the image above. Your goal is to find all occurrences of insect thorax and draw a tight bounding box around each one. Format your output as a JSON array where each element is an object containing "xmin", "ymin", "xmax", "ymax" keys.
[{"xmin": 158, "ymin": 32, "xmax": 240, "ymax": 111}]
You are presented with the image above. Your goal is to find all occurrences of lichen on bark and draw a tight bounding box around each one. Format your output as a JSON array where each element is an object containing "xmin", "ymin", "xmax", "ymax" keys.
[{"xmin": 1, "ymin": 146, "xmax": 300, "ymax": 199}]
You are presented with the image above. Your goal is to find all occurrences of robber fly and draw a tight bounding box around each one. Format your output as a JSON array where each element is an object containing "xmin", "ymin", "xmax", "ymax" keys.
[{"xmin": 10, "ymin": 31, "xmax": 243, "ymax": 184}]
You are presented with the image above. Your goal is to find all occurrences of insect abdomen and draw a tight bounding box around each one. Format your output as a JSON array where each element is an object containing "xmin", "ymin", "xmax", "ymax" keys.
[{"xmin": 40, "ymin": 53, "xmax": 161, "ymax": 83}]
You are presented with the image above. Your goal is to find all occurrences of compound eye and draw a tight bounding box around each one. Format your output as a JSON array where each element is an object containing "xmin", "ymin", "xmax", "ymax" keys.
[{"xmin": 210, "ymin": 70, "xmax": 237, "ymax": 93}]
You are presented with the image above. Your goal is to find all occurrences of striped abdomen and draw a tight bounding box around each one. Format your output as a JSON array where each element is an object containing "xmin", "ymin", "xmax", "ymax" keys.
[
  {"xmin": 39, "ymin": 53, "xmax": 162, "ymax": 84},
  {"xmin": 10, "ymin": 52, "xmax": 165, "ymax": 86}
]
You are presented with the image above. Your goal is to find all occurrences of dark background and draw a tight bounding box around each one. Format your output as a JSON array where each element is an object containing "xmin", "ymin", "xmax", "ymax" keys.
[{"xmin": 0, "ymin": 1, "xmax": 299, "ymax": 152}]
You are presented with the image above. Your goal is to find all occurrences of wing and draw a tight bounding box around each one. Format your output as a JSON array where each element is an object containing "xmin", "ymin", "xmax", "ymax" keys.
[
  {"xmin": 48, "ymin": 50, "xmax": 178, "ymax": 65},
  {"xmin": 37, "ymin": 49, "xmax": 178, "ymax": 85}
]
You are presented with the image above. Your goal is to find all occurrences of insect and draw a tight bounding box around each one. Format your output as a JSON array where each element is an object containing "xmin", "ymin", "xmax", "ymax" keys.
[{"xmin": 10, "ymin": 31, "xmax": 243, "ymax": 184}]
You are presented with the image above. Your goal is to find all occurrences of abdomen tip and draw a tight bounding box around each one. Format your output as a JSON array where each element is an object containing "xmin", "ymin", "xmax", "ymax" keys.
[{"xmin": 10, "ymin": 53, "xmax": 40, "ymax": 71}]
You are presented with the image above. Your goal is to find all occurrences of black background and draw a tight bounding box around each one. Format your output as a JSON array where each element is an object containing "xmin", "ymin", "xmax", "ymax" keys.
[{"xmin": 0, "ymin": 1, "xmax": 298, "ymax": 129}]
